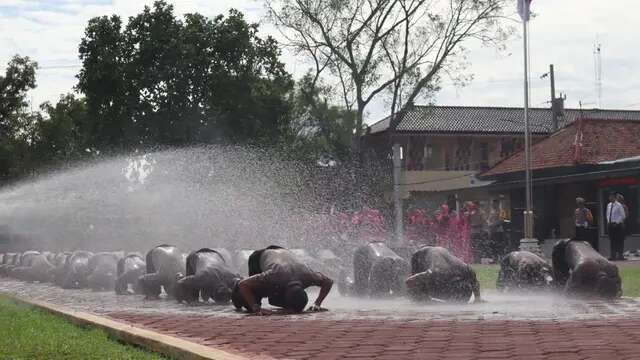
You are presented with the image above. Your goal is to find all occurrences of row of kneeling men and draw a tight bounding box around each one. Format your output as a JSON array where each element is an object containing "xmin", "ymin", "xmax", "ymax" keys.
[
  {"xmin": 346, "ymin": 239, "xmax": 621, "ymax": 301},
  {"xmin": 0, "ymin": 239, "xmax": 622, "ymax": 315}
]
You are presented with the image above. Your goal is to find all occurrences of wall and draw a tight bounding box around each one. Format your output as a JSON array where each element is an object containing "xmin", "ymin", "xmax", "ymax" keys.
[{"xmin": 402, "ymin": 135, "xmax": 525, "ymax": 172}]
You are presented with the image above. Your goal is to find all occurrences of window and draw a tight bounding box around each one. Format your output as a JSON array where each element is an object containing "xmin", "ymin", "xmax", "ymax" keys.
[
  {"xmin": 454, "ymin": 140, "xmax": 471, "ymax": 170},
  {"xmin": 479, "ymin": 143, "xmax": 489, "ymax": 171},
  {"xmin": 424, "ymin": 144, "xmax": 433, "ymax": 159}
]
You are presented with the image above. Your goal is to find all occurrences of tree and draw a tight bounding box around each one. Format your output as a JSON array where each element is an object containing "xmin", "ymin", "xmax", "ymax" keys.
[
  {"xmin": 33, "ymin": 94, "xmax": 90, "ymax": 163},
  {"xmin": 289, "ymin": 72, "xmax": 355, "ymax": 161},
  {"xmin": 0, "ymin": 55, "xmax": 38, "ymax": 179},
  {"xmin": 77, "ymin": 15, "xmax": 127, "ymax": 148},
  {"xmin": 77, "ymin": 1, "xmax": 293, "ymax": 149},
  {"xmin": 266, "ymin": 0, "xmax": 512, "ymax": 149},
  {"xmin": 0, "ymin": 55, "xmax": 37, "ymax": 135}
]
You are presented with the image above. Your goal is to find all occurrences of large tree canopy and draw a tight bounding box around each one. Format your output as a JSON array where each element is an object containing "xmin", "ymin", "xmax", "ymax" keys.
[
  {"xmin": 266, "ymin": 0, "xmax": 512, "ymax": 147},
  {"xmin": 0, "ymin": 55, "xmax": 37, "ymax": 136},
  {"xmin": 77, "ymin": 1, "xmax": 293, "ymax": 149},
  {"xmin": 0, "ymin": 55, "xmax": 38, "ymax": 179}
]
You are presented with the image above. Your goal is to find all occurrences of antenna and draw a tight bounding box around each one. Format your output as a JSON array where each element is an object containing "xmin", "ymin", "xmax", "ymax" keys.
[{"xmin": 593, "ymin": 40, "xmax": 602, "ymax": 108}]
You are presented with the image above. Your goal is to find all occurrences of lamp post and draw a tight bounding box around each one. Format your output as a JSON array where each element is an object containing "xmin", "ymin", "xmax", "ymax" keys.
[{"xmin": 518, "ymin": 0, "xmax": 540, "ymax": 254}]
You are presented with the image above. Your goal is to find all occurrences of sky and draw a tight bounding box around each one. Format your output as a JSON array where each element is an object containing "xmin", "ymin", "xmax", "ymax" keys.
[{"xmin": 1, "ymin": 0, "xmax": 639, "ymax": 124}]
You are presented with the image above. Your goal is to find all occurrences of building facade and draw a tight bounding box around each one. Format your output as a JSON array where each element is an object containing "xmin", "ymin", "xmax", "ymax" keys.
[{"xmin": 482, "ymin": 117, "xmax": 640, "ymax": 256}]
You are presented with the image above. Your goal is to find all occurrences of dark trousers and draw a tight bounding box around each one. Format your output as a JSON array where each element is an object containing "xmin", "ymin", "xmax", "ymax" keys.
[
  {"xmin": 609, "ymin": 224, "xmax": 626, "ymax": 260},
  {"xmin": 575, "ymin": 226, "xmax": 587, "ymax": 242},
  {"xmin": 471, "ymin": 228, "xmax": 487, "ymax": 263},
  {"xmin": 576, "ymin": 226, "xmax": 598, "ymax": 251}
]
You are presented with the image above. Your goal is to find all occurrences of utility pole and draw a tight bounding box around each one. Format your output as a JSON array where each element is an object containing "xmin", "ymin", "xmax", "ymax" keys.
[
  {"xmin": 522, "ymin": 20, "xmax": 533, "ymax": 241},
  {"xmin": 549, "ymin": 65, "xmax": 557, "ymax": 131},
  {"xmin": 517, "ymin": 0, "xmax": 541, "ymax": 256},
  {"xmin": 392, "ymin": 143, "xmax": 403, "ymax": 244},
  {"xmin": 594, "ymin": 43, "xmax": 603, "ymax": 108}
]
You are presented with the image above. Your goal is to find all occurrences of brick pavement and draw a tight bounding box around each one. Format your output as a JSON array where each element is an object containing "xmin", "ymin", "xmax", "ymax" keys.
[
  {"xmin": 107, "ymin": 312, "xmax": 640, "ymax": 360},
  {"xmin": 2, "ymin": 278, "xmax": 640, "ymax": 360}
]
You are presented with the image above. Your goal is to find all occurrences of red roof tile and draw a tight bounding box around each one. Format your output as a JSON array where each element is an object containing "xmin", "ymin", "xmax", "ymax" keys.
[{"xmin": 482, "ymin": 118, "xmax": 640, "ymax": 176}]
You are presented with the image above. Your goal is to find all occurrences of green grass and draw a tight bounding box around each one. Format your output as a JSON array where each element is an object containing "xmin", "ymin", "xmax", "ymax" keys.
[
  {"xmin": 472, "ymin": 265, "xmax": 499, "ymax": 291},
  {"xmin": 0, "ymin": 296, "xmax": 167, "ymax": 360},
  {"xmin": 472, "ymin": 264, "xmax": 640, "ymax": 297},
  {"xmin": 618, "ymin": 264, "xmax": 640, "ymax": 297}
]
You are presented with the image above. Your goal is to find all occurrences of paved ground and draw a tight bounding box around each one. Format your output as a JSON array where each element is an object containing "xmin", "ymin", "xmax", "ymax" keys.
[
  {"xmin": 108, "ymin": 312, "xmax": 640, "ymax": 360},
  {"xmin": 2, "ymin": 278, "xmax": 640, "ymax": 359}
]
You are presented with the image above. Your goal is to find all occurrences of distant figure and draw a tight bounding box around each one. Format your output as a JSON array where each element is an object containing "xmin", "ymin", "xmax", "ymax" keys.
[
  {"xmin": 139, "ymin": 244, "xmax": 185, "ymax": 299},
  {"xmin": 617, "ymin": 193, "xmax": 630, "ymax": 255},
  {"xmin": 448, "ymin": 210, "xmax": 472, "ymax": 263},
  {"xmin": 115, "ymin": 254, "xmax": 146, "ymax": 295},
  {"xmin": 62, "ymin": 251, "xmax": 93, "ymax": 289},
  {"xmin": 487, "ymin": 200, "xmax": 505, "ymax": 259},
  {"xmin": 496, "ymin": 251, "xmax": 553, "ymax": 292},
  {"xmin": 233, "ymin": 245, "xmax": 333, "ymax": 315},
  {"xmin": 11, "ymin": 253, "xmax": 55, "ymax": 283},
  {"xmin": 468, "ymin": 202, "xmax": 487, "ymax": 262},
  {"xmin": 552, "ymin": 239, "xmax": 621, "ymax": 299},
  {"xmin": 406, "ymin": 246, "xmax": 482, "ymax": 303},
  {"xmin": 0, "ymin": 253, "xmax": 19, "ymax": 277},
  {"xmin": 606, "ymin": 193, "xmax": 626, "ymax": 261},
  {"xmin": 51, "ymin": 252, "xmax": 72, "ymax": 286},
  {"xmin": 176, "ymin": 248, "xmax": 241, "ymax": 304},
  {"xmin": 352, "ymin": 242, "xmax": 410, "ymax": 297},
  {"xmin": 574, "ymin": 197, "xmax": 593, "ymax": 244},
  {"xmin": 87, "ymin": 252, "xmax": 120, "ymax": 291},
  {"xmin": 434, "ymin": 204, "xmax": 451, "ymax": 250}
]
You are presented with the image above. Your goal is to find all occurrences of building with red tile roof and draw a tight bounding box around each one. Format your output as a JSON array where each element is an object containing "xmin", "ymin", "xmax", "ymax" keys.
[
  {"xmin": 482, "ymin": 118, "xmax": 640, "ymax": 177},
  {"xmin": 481, "ymin": 118, "xmax": 640, "ymax": 258}
]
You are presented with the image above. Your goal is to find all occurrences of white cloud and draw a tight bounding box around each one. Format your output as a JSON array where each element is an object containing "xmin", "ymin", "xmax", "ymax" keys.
[
  {"xmin": 434, "ymin": 0, "xmax": 640, "ymax": 115},
  {"xmin": 1, "ymin": 0, "xmax": 639, "ymax": 124}
]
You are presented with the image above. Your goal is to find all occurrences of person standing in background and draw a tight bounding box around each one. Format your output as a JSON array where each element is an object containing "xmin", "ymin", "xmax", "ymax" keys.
[
  {"xmin": 468, "ymin": 202, "xmax": 486, "ymax": 263},
  {"xmin": 617, "ymin": 194, "xmax": 629, "ymax": 259},
  {"xmin": 574, "ymin": 197, "xmax": 593, "ymax": 243},
  {"xmin": 606, "ymin": 193, "xmax": 626, "ymax": 261},
  {"xmin": 487, "ymin": 200, "xmax": 505, "ymax": 259}
]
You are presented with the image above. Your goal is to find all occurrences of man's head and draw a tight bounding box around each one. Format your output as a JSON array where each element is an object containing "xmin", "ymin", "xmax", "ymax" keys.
[
  {"xmin": 284, "ymin": 281, "xmax": 308, "ymax": 313},
  {"xmin": 231, "ymin": 279, "xmax": 249, "ymax": 311},
  {"xmin": 617, "ymin": 193, "xmax": 625, "ymax": 203},
  {"xmin": 595, "ymin": 270, "xmax": 622, "ymax": 299},
  {"xmin": 576, "ymin": 197, "xmax": 585, "ymax": 207},
  {"xmin": 491, "ymin": 199, "xmax": 499, "ymax": 209},
  {"xmin": 609, "ymin": 192, "xmax": 617, "ymax": 202}
]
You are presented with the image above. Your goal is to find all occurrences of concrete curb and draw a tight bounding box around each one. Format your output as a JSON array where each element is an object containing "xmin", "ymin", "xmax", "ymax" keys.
[{"xmin": 3, "ymin": 294, "xmax": 250, "ymax": 360}]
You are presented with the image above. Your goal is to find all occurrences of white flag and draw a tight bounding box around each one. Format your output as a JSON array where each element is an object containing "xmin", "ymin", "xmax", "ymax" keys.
[{"xmin": 518, "ymin": 0, "xmax": 532, "ymax": 22}]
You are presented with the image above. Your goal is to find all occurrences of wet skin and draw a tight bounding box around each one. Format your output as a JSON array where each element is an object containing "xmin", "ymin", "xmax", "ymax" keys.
[
  {"xmin": 236, "ymin": 246, "xmax": 333, "ymax": 315},
  {"xmin": 176, "ymin": 248, "xmax": 241, "ymax": 304},
  {"xmin": 497, "ymin": 251, "xmax": 553, "ymax": 292},
  {"xmin": 62, "ymin": 251, "xmax": 94, "ymax": 289},
  {"xmin": 86, "ymin": 252, "xmax": 120, "ymax": 291},
  {"xmin": 139, "ymin": 245, "xmax": 185, "ymax": 299},
  {"xmin": 406, "ymin": 246, "xmax": 481, "ymax": 303},
  {"xmin": 10, "ymin": 254, "xmax": 55, "ymax": 283},
  {"xmin": 353, "ymin": 242, "xmax": 410, "ymax": 297},
  {"xmin": 0, "ymin": 253, "xmax": 19, "ymax": 277},
  {"xmin": 50, "ymin": 252, "xmax": 72, "ymax": 286},
  {"xmin": 552, "ymin": 239, "xmax": 622, "ymax": 299},
  {"xmin": 5, "ymin": 251, "xmax": 39, "ymax": 279},
  {"xmin": 115, "ymin": 254, "xmax": 146, "ymax": 295}
]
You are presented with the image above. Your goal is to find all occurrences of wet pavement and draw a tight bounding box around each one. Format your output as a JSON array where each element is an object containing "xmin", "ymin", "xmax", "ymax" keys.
[{"xmin": 2, "ymin": 278, "xmax": 640, "ymax": 359}]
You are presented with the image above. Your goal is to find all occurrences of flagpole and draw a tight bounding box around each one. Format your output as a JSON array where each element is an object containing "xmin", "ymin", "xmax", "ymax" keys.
[{"xmin": 523, "ymin": 13, "xmax": 533, "ymax": 239}]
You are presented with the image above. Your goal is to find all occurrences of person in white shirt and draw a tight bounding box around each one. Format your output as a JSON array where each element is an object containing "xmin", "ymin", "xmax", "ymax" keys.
[{"xmin": 606, "ymin": 193, "xmax": 627, "ymax": 261}]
